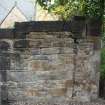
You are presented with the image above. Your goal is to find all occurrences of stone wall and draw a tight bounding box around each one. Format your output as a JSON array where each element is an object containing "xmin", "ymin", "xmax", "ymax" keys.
[{"xmin": 0, "ymin": 20, "xmax": 101, "ymax": 105}]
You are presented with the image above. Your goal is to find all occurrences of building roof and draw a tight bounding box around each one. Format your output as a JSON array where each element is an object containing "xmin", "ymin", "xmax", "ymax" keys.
[{"xmin": 0, "ymin": 4, "xmax": 28, "ymax": 27}]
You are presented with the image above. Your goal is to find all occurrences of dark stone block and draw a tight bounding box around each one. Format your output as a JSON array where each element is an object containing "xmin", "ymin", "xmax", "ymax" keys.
[
  {"xmin": 70, "ymin": 16, "xmax": 86, "ymax": 38},
  {"xmin": 0, "ymin": 41, "xmax": 10, "ymax": 51},
  {"xmin": 0, "ymin": 17, "xmax": 101, "ymax": 40},
  {"xmin": 15, "ymin": 21, "xmax": 67, "ymax": 32},
  {"xmin": 0, "ymin": 54, "xmax": 10, "ymax": 70},
  {"xmin": 87, "ymin": 18, "xmax": 102, "ymax": 36},
  {"xmin": 14, "ymin": 32, "xmax": 27, "ymax": 39},
  {"xmin": 14, "ymin": 40, "xmax": 28, "ymax": 48},
  {"xmin": 0, "ymin": 29, "xmax": 14, "ymax": 39}
]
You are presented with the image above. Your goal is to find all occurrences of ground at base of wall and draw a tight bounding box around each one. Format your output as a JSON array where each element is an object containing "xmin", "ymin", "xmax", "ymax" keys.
[{"xmin": 9, "ymin": 98, "xmax": 105, "ymax": 105}]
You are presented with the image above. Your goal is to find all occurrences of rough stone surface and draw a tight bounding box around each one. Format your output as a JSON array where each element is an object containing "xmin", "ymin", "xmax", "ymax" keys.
[
  {"xmin": 0, "ymin": 21, "xmax": 101, "ymax": 104},
  {"xmin": 9, "ymin": 101, "xmax": 105, "ymax": 105}
]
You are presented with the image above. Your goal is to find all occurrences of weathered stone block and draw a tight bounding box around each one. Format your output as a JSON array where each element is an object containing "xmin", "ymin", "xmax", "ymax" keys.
[
  {"xmin": 40, "ymin": 48, "xmax": 59, "ymax": 55},
  {"xmin": 0, "ymin": 23, "xmax": 101, "ymax": 103},
  {"xmin": 14, "ymin": 40, "xmax": 28, "ymax": 48},
  {"xmin": 49, "ymin": 88, "xmax": 67, "ymax": 96},
  {"xmin": 29, "ymin": 60, "xmax": 42, "ymax": 71}
]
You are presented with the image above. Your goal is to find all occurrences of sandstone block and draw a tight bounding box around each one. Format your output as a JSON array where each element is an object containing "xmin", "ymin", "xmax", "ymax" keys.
[{"xmin": 49, "ymin": 88, "xmax": 67, "ymax": 96}]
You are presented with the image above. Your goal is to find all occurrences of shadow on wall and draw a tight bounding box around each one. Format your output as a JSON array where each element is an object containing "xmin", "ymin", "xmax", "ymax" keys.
[{"xmin": 0, "ymin": 41, "xmax": 10, "ymax": 105}]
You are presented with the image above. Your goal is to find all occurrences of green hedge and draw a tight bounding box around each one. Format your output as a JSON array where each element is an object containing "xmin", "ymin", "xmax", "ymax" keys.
[{"xmin": 101, "ymin": 48, "xmax": 105, "ymax": 79}]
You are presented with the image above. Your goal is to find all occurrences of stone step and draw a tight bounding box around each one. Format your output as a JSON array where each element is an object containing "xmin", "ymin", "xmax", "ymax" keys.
[
  {"xmin": 6, "ymin": 80, "xmax": 72, "ymax": 89},
  {"xmin": 28, "ymin": 32, "xmax": 72, "ymax": 39},
  {"xmin": 20, "ymin": 53, "xmax": 74, "ymax": 61},
  {"xmin": 6, "ymin": 80, "xmax": 73, "ymax": 101},
  {"xmin": 14, "ymin": 38, "xmax": 74, "ymax": 48},
  {"xmin": 13, "ymin": 47, "xmax": 74, "ymax": 55},
  {"xmin": 8, "ymin": 95, "xmax": 70, "ymax": 104},
  {"xmin": 9, "ymin": 101, "xmax": 105, "ymax": 105},
  {"xmin": 11, "ymin": 54, "xmax": 74, "ymax": 71},
  {"xmin": 7, "ymin": 86, "xmax": 72, "ymax": 101},
  {"xmin": 7, "ymin": 70, "xmax": 73, "ymax": 82}
]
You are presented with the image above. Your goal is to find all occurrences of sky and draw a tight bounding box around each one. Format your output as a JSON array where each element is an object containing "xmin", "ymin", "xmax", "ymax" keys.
[{"xmin": 0, "ymin": 0, "xmax": 35, "ymax": 22}]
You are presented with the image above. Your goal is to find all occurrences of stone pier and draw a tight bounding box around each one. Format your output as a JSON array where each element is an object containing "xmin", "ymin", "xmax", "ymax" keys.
[{"xmin": 0, "ymin": 20, "xmax": 101, "ymax": 105}]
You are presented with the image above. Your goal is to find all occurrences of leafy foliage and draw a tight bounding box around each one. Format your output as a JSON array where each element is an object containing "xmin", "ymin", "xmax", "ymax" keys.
[
  {"xmin": 101, "ymin": 14, "xmax": 105, "ymax": 79},
  {"xmin": 101, "ymin": 48, "xmax": 105, "ymax": 79},
  {"xmin": 36, "ymin": 0, "xmax": 84, "ymax": 20},
  {"xmin": 84, "ymin": 0, "xmax": 103, "ymax": 18},
  {"xmin": 36, "ymin": 0, "xmax": 102, "ymax": 20}
]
